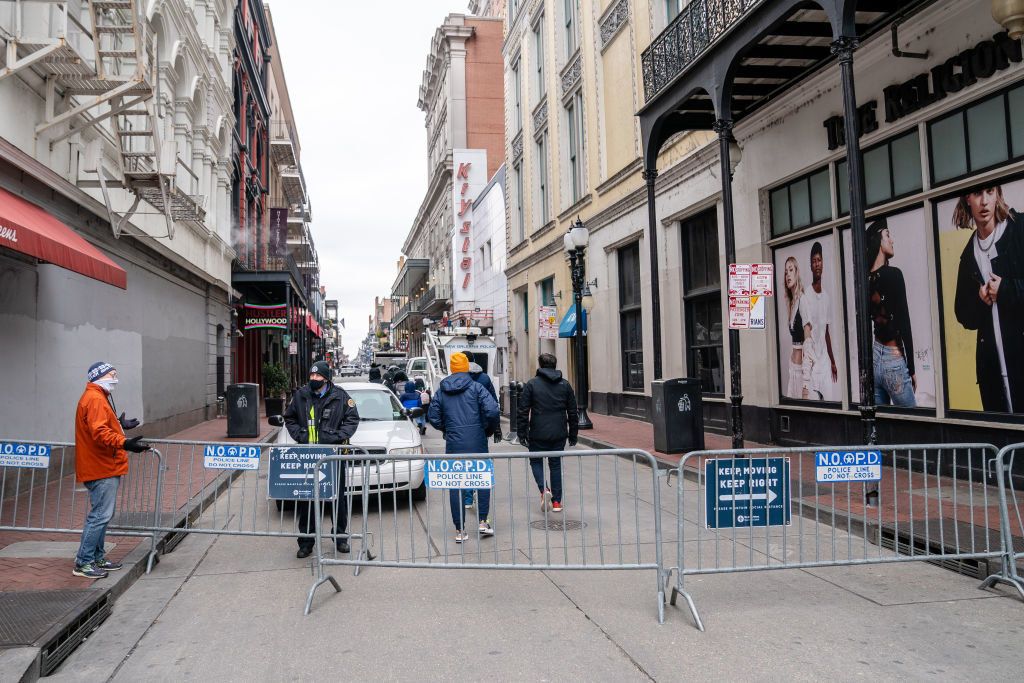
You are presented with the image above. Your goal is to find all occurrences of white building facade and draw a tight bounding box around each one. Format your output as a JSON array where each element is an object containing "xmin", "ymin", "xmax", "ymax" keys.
[{"xmin": 0, "ymin": 0, "xmax": 236, "ymax": 439}]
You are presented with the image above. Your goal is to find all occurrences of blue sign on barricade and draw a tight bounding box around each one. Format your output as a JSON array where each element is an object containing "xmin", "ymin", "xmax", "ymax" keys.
[
  {"xmin": 704, "ymin": 457, "xmax": 791, "ymax": 528},
  {"xmin": 268, "ymin": 447, "xmax": 337, "ymax": 500},
  {"xmin": 815, "ymin": 450, "xmax": 882, "ymax": 482},
  {"xmin": 0, "ymin": 442, "xmax": 51, "ymax": 469},
  {"xmin": 203, "ymin": 444, "xmax": 261, "ymax": 470},
  {"xmin": 425, "ymin": 458, "xmax": 494, "ymax": 489}
]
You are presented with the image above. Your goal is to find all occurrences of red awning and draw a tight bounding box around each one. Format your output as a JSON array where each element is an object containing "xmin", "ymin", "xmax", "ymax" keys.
[
  {"xmin": 0, "ymin": 186, "xmax": 127, "ymax": 289},
  {"xmin": 306, "ymin": 313, "xmax": 322, "ymax": 338}
]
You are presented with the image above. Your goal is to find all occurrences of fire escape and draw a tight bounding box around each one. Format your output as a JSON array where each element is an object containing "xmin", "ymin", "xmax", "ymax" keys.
[{"xmin": 0, "ymin": 0, "xmax": 204, "ymax": 238}]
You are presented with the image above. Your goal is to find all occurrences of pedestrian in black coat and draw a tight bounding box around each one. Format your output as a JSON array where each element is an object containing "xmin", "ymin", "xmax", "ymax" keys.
[
  {"xmin": 516, "ymin": 353, "xmax": 578, "ymax": 512},
  {"xmin": 283, "ymin": 361, "xmax": 360, "ymax": 557}
]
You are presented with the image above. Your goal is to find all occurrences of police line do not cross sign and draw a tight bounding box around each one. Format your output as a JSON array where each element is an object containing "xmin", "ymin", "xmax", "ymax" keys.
[{"xmin": 426, "ymin": 458, "xmax": 494, "ymax": 489}]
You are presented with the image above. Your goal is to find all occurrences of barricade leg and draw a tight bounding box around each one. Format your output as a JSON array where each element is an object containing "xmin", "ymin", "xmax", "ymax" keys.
[{"xmin": 669, "ymin": 583, "xmax": 704, "ymax": 631}]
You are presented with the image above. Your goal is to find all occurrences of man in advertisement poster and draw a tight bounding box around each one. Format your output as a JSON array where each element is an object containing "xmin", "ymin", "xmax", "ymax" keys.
[
  {"xmin": 953, "ymin": 185, "xmax": 1024, "ymax": 413},
  {"xmin": 802, "ymin": 242, "xmax": 839, "ymax": 401}
]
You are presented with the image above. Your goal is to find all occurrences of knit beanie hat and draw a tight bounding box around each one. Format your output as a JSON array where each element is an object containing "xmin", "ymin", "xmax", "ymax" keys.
[
  {"xmin": 309, "ymin": 361, "xmax": 333, "ymax": 382},
  {"xmin": 88, "ymin": 361, "xmax": 115, "ymax": 382},
  {"xmin": 449, "ymin": 353, "xmax": 469, "ymax": 374}
]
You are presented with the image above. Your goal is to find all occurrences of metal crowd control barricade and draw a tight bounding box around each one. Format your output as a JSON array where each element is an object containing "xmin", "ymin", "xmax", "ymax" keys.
[
  {"xmin": 666, "ymin": 443, "xmax": 1008, "ymax": 631},
  {"xmin": 0, "ymin": 440, "xmax": 162, "ymax": 572},
  {"xmin": 980, "ymin": 442, "xmax": 1024, "ymax": 600},
  {"xmin": 304, "ymin": 449, "xmax": 668, "ymax": 622},
  {"xmin": 139, "ymin": 440, "xmax": 372, "ymax": 552}
]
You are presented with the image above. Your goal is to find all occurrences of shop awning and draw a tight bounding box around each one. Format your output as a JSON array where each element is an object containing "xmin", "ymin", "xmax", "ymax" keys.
[
  {"xmin": 306, "ymin": 313, "xmax": 322, "ymax": 338},
  {"xmin": 558, "ymin": 304, "xmax": 587, "ymax": 338},
  {"xmin": 0, "ymin": 186, "xmax": 126, "ymax": 289}
]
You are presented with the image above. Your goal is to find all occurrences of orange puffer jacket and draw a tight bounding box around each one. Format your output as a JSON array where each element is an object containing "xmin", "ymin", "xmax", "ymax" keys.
[{"xmin": 75, "ymin": 383, "xmax": 129, "ymax": 483}]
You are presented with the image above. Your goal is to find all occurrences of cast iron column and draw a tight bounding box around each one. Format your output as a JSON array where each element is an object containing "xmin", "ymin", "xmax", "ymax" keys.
[
  {"xmin": 832, "ymin": 36, "xmax": 877, "ymax": 445},
  {"xmin": 643, "ymin": 169, "xmax": 663, "ymax": 380},
  {"xmin": 568, "ymin": 242, "xmax": 594, "ymax": 429},
  {"xmin": 714, "ymin": 119, "xmax": 744, "ymax": 449}
]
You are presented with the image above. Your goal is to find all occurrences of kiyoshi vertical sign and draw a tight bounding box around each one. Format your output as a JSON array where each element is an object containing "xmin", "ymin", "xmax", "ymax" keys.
[{"xmin": 451, "ymin": 149, "xmax": 488, "ymax": 310}]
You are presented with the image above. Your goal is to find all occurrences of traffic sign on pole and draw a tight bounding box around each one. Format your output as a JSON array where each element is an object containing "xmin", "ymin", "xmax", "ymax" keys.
[{"xmin": 705, "ymin": 457, "xmax": 791, "ymax": 528}]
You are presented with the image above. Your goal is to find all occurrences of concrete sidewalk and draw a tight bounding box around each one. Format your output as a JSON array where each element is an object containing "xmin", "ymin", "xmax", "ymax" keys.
[
  {"xmin": 0, "ymin": 416, "xmax": 278, "ymax": 681},
  {"xmin": 38, "ymin": 427, "xmax": 1024, "ymax": 681}
]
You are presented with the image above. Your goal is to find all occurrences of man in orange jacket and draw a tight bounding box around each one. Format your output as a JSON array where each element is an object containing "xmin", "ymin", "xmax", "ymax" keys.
[{"xmin": 73, "ymin": 361, "xmax": 148, "ymax": 579}]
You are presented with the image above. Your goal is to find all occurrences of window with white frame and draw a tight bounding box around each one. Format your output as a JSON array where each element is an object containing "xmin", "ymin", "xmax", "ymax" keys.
[
  {"xmin": 512, "ymin": 60, "xmax": 522, "ymax": 133},
  {"xmin": 536, "ymin": 132, "xmax": 549, "ymax": 225},
  {"xmin": 563, "ymin": 0, "xmax": 578, "ymax": 59},
  {"xmin": 533, "ymin": 17, "xmax": 545, "ymax": 99},
  {"xmin": 513, "ymin": 161, "xmax": 525, "ymax": 242},
  {"xmin": 566, "ymin": 91, "xmax": 585, "ymax": 203}
]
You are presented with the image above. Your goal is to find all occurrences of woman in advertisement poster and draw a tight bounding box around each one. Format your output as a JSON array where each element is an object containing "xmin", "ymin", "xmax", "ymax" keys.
[
  {"xmin": 867, "ymin": 219, "xmax": 916, "ymax": 407},
  {"xmin": 953, "ymin": 185, "xmax": 1024, "ymax": 413},
  {"xmin": 783, "ymin": 257, "xmax": 814, "ymax": 399}
]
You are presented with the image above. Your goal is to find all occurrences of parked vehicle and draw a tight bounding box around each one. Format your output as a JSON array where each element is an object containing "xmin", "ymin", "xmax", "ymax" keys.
[{"xmin": 273, "ymin": 381, "xmax": 426, "ymax": 499}]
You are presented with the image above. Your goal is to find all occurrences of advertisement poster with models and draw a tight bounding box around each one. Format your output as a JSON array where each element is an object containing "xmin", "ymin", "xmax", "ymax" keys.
[
  {"xmin": 842, "ymin": 207, "xmax": 936, "ymax": 408},
  {"xmin": 937, "ymin": 176, "xmax": 1024, "ymax": 414},
  {"xmin": 774, "ymin": 233, "xmax": 843, "ymax": 402}
]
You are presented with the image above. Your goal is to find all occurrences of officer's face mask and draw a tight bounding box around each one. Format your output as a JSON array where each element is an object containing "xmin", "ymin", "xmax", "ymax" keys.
[
  {"xmin": 309, "ymin": 378, "xmax": 325, "ymax": 393},
  {"xmin": 95, "ymin": 377, "xmax": 118, "ymax": 393}
]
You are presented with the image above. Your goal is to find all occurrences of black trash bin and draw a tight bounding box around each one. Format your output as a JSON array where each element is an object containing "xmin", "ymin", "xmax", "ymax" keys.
[
  {"xmin": 226, "ymin": 383, "xmax": 260, "ymax": 438},
  {"xmin": 652, "ymin": 378, "xmax": 704, "ymax": 454}
]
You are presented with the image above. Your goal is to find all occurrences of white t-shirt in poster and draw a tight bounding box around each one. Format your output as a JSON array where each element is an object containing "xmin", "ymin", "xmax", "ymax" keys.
[{"xmin": 802, "ymin": 285, "xmax": 838, "ymax": 401}]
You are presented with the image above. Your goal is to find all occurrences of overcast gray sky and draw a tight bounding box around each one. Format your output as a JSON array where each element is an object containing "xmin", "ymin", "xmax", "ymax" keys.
[{"xmin": 266, "ymin": 0, "xmax": 471, "ymax": 357}]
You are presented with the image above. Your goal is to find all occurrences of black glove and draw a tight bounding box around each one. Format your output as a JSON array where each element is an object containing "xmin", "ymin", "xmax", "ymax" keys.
[
  {"xmin": 517, "ymin": 435, "xmax": 528, "ymax": 449},
  {"xmin": 118, "ymin": 412, "xmax": 140, "ymax": 430},
  {"xmin": 492, "ymin": 426, "xmax": 503, "ymax": 444},
  {"xmin": 568, "ymin": 439, "xmax": 578, "ymax": 447},
  {"xmin": 123, "ymin": 435, "xmax": 150, "ymax": 453}
]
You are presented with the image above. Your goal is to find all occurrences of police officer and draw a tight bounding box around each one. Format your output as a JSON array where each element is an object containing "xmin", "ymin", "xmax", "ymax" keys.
[{"xmin": 284, "ymin": 361, "xmax": 360, "ymax": 558}]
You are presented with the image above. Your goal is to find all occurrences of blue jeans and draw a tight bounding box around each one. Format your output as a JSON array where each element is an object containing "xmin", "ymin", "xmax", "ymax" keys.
[
  {"xmin": 75, "ymin": 476, "xmax": 120, "ymax": 566},
  {"xmin": 873, "ymin": 341, "xmax": 916, "ymax": 407},
  {"xmin": 449, "ymin": 489, "xmax": 490, "ymax": 530},
  {"xmin": 529, "ymin": 440, "xmax": 565, "ymax": 503}
]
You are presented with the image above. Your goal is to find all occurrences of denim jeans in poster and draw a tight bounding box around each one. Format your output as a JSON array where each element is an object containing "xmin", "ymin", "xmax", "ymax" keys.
[
  {"xmin": 75, "ymin": 476, "xmax": 120, "ymax": 566},
  {"xmin": 873, "ymin": 341, "xmax": 917, "ymax": 407}
]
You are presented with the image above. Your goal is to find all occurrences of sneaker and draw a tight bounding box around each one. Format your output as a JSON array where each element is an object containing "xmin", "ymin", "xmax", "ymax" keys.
[
  {"xmin": 540, "ymin": 488, "xmax": 552, "ymax": 512},
  {"xmin": 72, "ymin": 563, "xmax": 108, "ymax": 579},
  {"xmin": 95, "ymin": 558, "xmax": 122, "ymax": 571},
  {"xmin": 551, "ymin": 501, "xmax": 563, "ymax": 513},
  {"xmin": 478, "ymin": 520, "xmax": 494, "ymax": 536},
  {"xmin": 455, "ymin": 531, "xmax": 469, "ymax": 543},
  {"xmin": 464, "ymin": 494, "xmax": 475, "ymax": 510}
]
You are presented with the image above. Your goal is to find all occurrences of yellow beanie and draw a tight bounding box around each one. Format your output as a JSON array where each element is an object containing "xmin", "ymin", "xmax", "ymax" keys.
[{"xmin": 449, "ymin": 352, "xmax": 469, "ymax": 374}]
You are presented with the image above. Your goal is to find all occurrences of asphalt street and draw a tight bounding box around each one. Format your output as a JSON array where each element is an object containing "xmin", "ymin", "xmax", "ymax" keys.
[{"xmin": 45, "ymin": 378, "xmax": 1024, "ymax": 681}]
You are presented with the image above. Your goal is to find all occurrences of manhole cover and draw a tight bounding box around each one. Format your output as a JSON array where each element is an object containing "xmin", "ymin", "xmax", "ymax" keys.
[{"xmin": 530, "ymin": 519, "xmax": 585, "ymax": 531}]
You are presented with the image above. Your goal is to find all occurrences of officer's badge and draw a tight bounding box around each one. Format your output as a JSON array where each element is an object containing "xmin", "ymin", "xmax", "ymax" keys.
[{"xmin": 347, "ymin": 398, "xmax": 355, "ymax": 408}]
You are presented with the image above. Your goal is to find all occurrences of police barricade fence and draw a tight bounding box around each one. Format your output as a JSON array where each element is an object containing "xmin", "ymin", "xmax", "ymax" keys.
[
  {"xmin": 0, "ymin": 439, "xmax": 162, "ymax": 572},
  {"xmin": 980, "ymin": 441, "xmax": 1024, "ymax": 600},
  {"xmin": 136, "ymin": 440, "xmax": 373, "ymax": 556},
  {"xmin": 666, "ymin": 443, "xmax": 1011, "ymax": 631},
  {"xmin": 304, "ymin": 449, "xmax": 668, "ymax": 621}
]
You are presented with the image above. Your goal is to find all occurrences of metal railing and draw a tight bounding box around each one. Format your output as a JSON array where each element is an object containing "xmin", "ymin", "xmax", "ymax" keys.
[
  {"xmin": 665, "ymin": 443, "xmax": 1009, "ymax": 631},
  {"xmin": 0, "ymin": 441, "xmax": 163, "ymax": 573},
  {"xmin": 304, "ymin": 449, "xmax": 668, "ymax": 621},
  {"xmin": 641, "ymin": 0, "xmax": 765, "ymax": 101}
]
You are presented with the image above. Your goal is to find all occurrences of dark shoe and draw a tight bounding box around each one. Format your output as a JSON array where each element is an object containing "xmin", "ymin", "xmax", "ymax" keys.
[
  {"xmin": 95, "ymin": 558, "xmax": 122, "ymax": 571},
  {"xmin": 296, "ymin": 547, "xmax": 312, "ymax": 559},
  {"xmin": 336, "ymin": 541, "xmax": 350, "ymax": 554},
  {"xmin": 73, "ymin": 563, "xmax": 108, "ymax": 579}
]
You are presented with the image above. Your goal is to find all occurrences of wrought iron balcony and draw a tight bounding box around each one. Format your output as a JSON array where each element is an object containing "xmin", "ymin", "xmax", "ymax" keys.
[{"xmin": 641, "ymin": 0, "xmax": 765, "ymax": 102}]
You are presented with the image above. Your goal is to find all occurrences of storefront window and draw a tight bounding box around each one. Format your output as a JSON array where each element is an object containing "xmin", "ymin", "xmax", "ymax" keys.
[
  {"xmin": 769, "ymin": 167, "xmax": 829, "ymax": 236},
  {"xmin": 682, "ymin": 209, "xmax": 723, "ymax": 395},
  {"xmin": 837, "ymin": 129, "xmax": 922, "ymax": 214},
  {"xmin": 618, "ymin": 242, "xmax": 644, "ymax": 391},
  {"xmin": 928, "ymin": 85, "xmax": 1024, "ymax": 185}
]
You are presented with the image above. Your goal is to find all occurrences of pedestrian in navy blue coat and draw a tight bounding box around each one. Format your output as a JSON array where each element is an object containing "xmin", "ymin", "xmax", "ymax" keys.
[{"xmin": 428, "ymin": 353, "xmax": 499, "ymax": 541}]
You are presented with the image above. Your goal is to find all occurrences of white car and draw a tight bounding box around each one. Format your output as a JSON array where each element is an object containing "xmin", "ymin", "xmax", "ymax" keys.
[{"xmin": 274, "ymin": 382, "xmax": 426, "ymax": 499}]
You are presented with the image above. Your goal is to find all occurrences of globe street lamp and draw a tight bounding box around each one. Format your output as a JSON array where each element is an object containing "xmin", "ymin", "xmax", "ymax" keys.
[{"xmin": 563, "ymin": 217, "xmax": 594, "ymax": 430}]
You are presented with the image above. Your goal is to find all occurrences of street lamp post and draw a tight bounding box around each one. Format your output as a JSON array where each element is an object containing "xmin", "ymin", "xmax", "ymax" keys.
[{"xmin": 564, "ymin": 218, "xmax": 594, "ymax": 430}]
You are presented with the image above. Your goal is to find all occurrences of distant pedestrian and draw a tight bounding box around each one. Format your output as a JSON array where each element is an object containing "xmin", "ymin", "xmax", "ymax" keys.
[
  {"xmin": 399, "ymin": 380, "xmax": 428, "ymax": 435},
  {"xmin": 368, "ymin": 365, "xmax": 383, "ymax": 384},
  {"xmin": 284, "ymin": 361, "xmax": 360, "ymax": 558},
  {"xmin": 73, "ymin": 362, "xmax": 148, "ymax": 579},
  {"xmin": 428, "ymin": 352, "xmax": 500, "ymax": 542},
  {"xmin": 517, "ymin": 353, "xmax": 578, "ymax": 513}
]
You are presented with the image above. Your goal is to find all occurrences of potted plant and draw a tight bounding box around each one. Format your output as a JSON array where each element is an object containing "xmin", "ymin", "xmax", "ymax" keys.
[{"xmin": 262, "ymin": 362, "xmax": 289, "ymax": 418}]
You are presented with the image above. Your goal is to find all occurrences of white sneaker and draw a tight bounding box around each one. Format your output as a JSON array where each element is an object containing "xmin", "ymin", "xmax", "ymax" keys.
[
  {"xmin": 478, "ymin": 520, "xmax": 494, "ymax": 536},
  {"xmin": 540, "ymin": 488, "xmax": 552, "ymax": 512}
]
